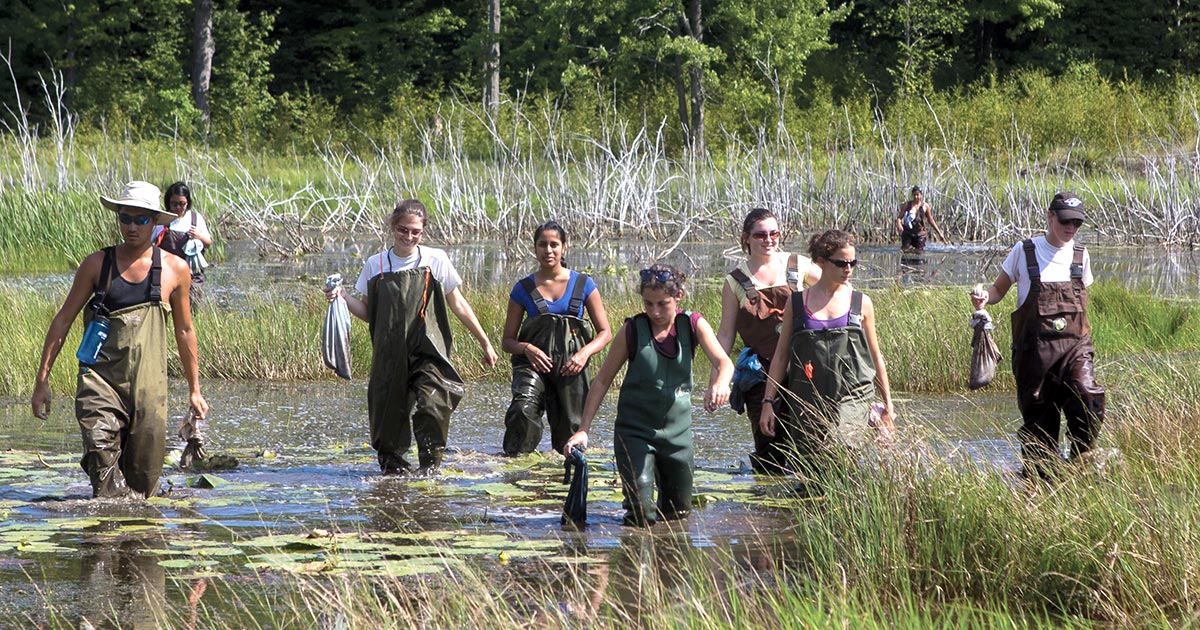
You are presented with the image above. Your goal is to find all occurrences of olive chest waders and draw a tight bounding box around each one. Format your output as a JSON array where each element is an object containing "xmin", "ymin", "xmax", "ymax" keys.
[
  {"xmin": 503, "ymin": 275, "xmax": 595, "ymax": 455},
  {"xmin": 614, "ymin": 313, "xmax": 695, "ymax": 526},
  {"xmin": 1011, "ymin": 240, "xmax": 1105, "ymax": 474},
  {"xmin": 75, "ymin": 247, "xmax": 170, "ymax": 498},
  {"xmin": 776, "ymin": 291, "xmax": 876, "ymax": 475},
  {"xmin": 367, "ymin": 266, "xmax": 465, "ymax": 473},
  {"xmin": 728, "ymin": 267, "xmax": 794, "ymax": 473}
]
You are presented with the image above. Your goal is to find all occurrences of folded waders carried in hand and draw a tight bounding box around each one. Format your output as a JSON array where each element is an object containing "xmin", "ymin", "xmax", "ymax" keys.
[
  {"xmin": 322, "ymin": 273, "xmax": 352, "ymax": 380},
  {"xmin": 969, "ymin": 309, "xmax": 1001, "ymax": 390},
  {"xmin": 561, "ymin": 447, "xmax": 588, "ymax": 525},
  {"xmin": 177, "ymin": 409, "xmax": 209, "ymax": 468}
]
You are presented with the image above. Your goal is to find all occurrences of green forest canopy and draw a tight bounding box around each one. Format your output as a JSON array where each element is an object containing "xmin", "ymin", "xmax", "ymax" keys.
[{"xmin": 2, "ymin": 0, "xmax": 1199, "ymax": 150}]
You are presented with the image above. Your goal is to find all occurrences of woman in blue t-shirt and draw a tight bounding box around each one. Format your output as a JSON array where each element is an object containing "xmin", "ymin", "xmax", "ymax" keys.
[{"xmin": 501, "ymin": 221, "xmax": 612, "ymax": 455}]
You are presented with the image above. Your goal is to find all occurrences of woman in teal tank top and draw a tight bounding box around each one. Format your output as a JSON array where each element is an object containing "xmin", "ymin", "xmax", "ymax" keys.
[{"xmin": 563, "ymin": 264, "xmax": 734, "ymax": 526}]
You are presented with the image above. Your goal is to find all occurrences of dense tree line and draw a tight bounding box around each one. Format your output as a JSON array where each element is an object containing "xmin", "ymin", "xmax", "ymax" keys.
[{"xmin": 2, "ymin": 0, "xmax": 1198, "ymax": 149}]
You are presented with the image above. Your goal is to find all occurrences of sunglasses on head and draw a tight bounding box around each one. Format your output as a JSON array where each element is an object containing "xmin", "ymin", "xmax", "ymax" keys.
[
  {"xmin": 639, "ymin": 269, "xmax": 674, "ymax": 284},
  {"xmin": 750, "ymin": 229, "xmax": 781, "ymax": 241},
  {"xmin": 826, "ymin": 258, "xmax": 859, "ymax": 269},
  {"xmin": 118, "ymin": 214, "xmax": 153, "ymax": 226},
  {"xmin": 1058, "ymin": 218, "xmax": 1083, "ymax": 228},
  {"xmin": 394, "ymin": 225, "xmax": 424, "ymax": 237}
]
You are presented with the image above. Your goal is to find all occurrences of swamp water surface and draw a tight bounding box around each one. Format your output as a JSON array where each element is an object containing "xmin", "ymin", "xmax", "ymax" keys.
[{"xmin": 0, "ymin": 236, "xmax": 1188, "ymax": 626}]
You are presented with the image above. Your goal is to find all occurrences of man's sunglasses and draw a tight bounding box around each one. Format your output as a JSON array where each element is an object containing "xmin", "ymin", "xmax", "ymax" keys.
[
  {"xmin": 118, "ymin": 214, "xmax": 153, "ymax": 226},
  {"xmin": 827, "ymin": 258, "xmax": 859, "ymax": 269},
  {"xmin": 1058, "ymin": 218, "xmax": 1083, "ymax": 228}
]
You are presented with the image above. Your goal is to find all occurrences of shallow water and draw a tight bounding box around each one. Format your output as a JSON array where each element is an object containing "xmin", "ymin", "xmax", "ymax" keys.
[
  {"xmin": 0, "ymin": 233, "xmax": 1132, "ymax": 625},
  {"xmin": 0, "ymin": 378, "xmax": 1021, "ymax": 626}
]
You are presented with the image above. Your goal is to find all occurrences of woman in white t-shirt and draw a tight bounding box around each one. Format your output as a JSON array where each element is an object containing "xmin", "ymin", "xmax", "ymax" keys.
[{"xmin": 326, "ymin": 199, "xmax": 498, "ymax": 475}]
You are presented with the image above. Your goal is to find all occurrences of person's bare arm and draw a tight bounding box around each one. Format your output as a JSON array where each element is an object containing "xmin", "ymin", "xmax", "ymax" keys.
[
  {"xmin": 446, "ymin": 286, "xmax": 498, "ymax": 368},
  {"xmin": 167, "ymin": 256, "xmax": 208, "ymax": 419},
  {"xmin": 696, "ymin": 316, "xmax": 734, "ymax": 412},
  {"xmin": 31, "ymin": 252, "xmax": 103, "ymax": 419},
  {"xmin": 563, "ymin": 322, "xmax": 629, "ymax": 455},
  {"xmin": 971, "ymin": 271, "xmax": 1013, "ymax": 310},
  {"xmin": 861, "ymin": 295, "xmax": 894, "ymax": 434}
]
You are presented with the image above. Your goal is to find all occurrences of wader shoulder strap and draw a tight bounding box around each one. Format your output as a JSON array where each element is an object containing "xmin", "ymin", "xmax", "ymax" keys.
[
  {"xmin": 848, "ymin": 291, "xmax": 864, "ymax": 328},
  {"xmin": 149, "ymin": 246, "xmax": 163, "ymax": 303},
  {"xmin": 729, "ymin": 268, "xmax": 759, "ymax": 306},
  {"xmin": 1071, "ymin": 244, "xmax": 1085, "ymax": 280},
  {"xmin": 519, "ymin": 276, "xmax": 550, "ymax": 315},
  {"xmin": 1022, "ymin": 239, "xmax": 1040, "ymax": 287},
  {"xmin": 624, "ymin": 315, "xmax": 641, "ymax": 359},
  {"xmin": 567, "ymin": 273, "xmax": 589, "ymax": 318},
  {"xmin": 677, "ymin": 312, "xmax": 697, "ymax": 359}
]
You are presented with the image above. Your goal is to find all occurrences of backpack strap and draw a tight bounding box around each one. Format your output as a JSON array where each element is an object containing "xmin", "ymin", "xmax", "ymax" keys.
[
  {"xmin": 88, "ymin": 247, "xmax": 117, "ymax": 315},
  {"xmin": 730, "ymin": 268, "xmax": 759, "ymax": 306},
  {"xmin": 1070, "ymin": 244, "xmax": 1085, "ymax": 280},
  {"xmin": 848, "ymin": 291, "xmax": 864, "ymax": 328},
  {"xmin": 520, "ymin": 276, "xmax": 550, "ymax": 315},
  {"xmin": 149, "ymin": 246, "xmax": 163, "ymax": 303},
  {"xmin": 567, "ymin": 273, "xmax": 589, "ymax": 318},
  {"xmin": 1022, "ymin": 239, "xmax": 1040, "ymax": 286}
]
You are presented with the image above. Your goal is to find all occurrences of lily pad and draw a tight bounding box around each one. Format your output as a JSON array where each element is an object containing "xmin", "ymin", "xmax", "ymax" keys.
[{"xmin": 189, "ymin": 473, "xmax": 230, "ymax": 489}]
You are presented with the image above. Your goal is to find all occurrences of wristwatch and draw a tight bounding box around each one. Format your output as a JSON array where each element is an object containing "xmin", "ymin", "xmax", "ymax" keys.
[{"xmin": 762, "ymin": 396, "xmax": 780, "ymax": 409}]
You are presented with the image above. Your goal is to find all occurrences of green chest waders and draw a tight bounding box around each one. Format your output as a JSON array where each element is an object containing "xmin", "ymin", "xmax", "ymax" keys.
[
  {"xmin": 367, "ymin": 266, "xmax": 465, "ymax": 473},
  {"xmin": 75, "ymin": 247, "xmax": 170, "ymax": 498},
  {"xmin": 728, "ymin": 268, "xmax": 794, "ymax": 473},
  {"xmin": 503, "ymin": 275, "xmax": 595, "ymax": 455},
  {"xmin": 778, "ymin": 291, "xmax": 876, "ymax": 471},
  {"xmin": 613, "ymin": 313, "xmax": 695, "ymax": 525},
  {"xmin": 1010, "ymin": 240, "xmax": 1105, "ymax": 470}
]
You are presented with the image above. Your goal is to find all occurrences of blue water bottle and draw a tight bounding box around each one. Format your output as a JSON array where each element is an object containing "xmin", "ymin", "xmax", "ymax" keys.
[{"xmin": 76, "ymin": 312, "xmax": 110, "ymax": 365}]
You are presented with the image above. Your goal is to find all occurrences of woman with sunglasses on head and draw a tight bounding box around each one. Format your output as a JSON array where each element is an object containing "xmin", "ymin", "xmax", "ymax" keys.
[
  {"xmin": 153, "ymin": 181, "xmax": 212, "ymax": 306},
  {"xmin": 563, "ymin": 264, "xmax": 733, "ymax": 526},
  {"xmin": 501, "ymin": 221, "xmax": 612, "ymax": 455},
  {"xmin": 758, "ymin": 229, "xmax": 895, "ymax": 480},
  {"xmin": 715, "ymin": 208, "xmax": 821, "ymax": 473},
  {"xmin": 31, "ymin": 181, "xmax": 208, "ymax": 499},
  {"xmin": 325, "ymin": 199, "xmax": 498, "ymax": 476},
  {"xmin": 970, "ymin": 192, "xmax": 1105, "ymax": 479}
]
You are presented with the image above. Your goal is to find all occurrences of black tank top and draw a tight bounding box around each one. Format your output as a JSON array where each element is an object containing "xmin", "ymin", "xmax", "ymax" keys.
[{"xmin": 99, "ymin": 247, "xmax": 162, "ymax": 312}]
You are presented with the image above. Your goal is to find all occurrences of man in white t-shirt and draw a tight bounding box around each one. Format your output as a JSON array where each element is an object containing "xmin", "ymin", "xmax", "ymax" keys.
[{"xmin": 970, "ymin": 192, "xmax": 1105, "ymax": 478}]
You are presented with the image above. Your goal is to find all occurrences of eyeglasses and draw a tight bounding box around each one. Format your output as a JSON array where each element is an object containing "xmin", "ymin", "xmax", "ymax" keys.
[
  {"xmin": 750, "ymin": 230, "xmax": 781, "ymax": 241},
  {"xmin": 394, "ymin": 226, "xmax": 424, "ymax": 237},
  {"xmin": 118, "ymin": 214, "xmax": 153, "ymax": 226},
  {"xmin": 826, "ymin": 258, "xmax": 859, "ymax": 269},
  {"xmin": 639, "ymin": 269, "xmax": 674, "ymax": 284},
  {"xmin": 1058, "ymin": 218, "xmax": 1083, "ymax": 228}
]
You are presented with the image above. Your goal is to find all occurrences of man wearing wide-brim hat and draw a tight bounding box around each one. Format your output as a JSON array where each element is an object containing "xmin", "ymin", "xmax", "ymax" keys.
[
  {"xmin": 31, "ymin": 180, "xmax": 209, "ymax": 498},
  {"xmin": 969, "ymin": 192, "xmax": 1105, "ymax": 479}
]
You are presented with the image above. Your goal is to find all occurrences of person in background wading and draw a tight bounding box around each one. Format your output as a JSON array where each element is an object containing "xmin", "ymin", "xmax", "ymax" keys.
[
  {"xmin": 563, "ymin": 264, "xmax": 733, "ymax": 526},
  {"xmin": 895, "ymin": 186, "xmax": 946, "ymax": 253},
  {"xmin": 714, "ymin": 208, "xmax": 821, "ymax": 474},
  {"xmin": 325, "ymin": 199, "xmax": 498, "ymax": 475},
  {"xmin": 970, "ymin": 192, "xmax": 1105, "ymax": 479},
  {"xmin": 501, "ymin": 221, "xmax": 613, "ymax": 455},
  {"xmin": 153, "ymin": 181, "xmax": 212, "ymax": 307},
  {"xmin": 31, "ymin": 180, "xmax": 208, "ymax": 499},
  {"xmin": 759, "ymin": 230, "xmax": 895, "ymax": 482}
]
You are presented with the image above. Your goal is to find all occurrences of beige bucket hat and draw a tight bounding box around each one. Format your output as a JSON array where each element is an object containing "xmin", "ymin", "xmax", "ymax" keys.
[{"xmin": 100, "ymin": 181, "xmax": 175, "ymax": 225}]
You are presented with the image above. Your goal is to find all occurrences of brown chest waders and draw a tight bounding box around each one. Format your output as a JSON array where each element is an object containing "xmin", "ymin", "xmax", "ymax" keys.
[
  {"xmin": 1010, "ymin": 240, "xmax": 1105, "ymax": 474},
  {"xmin": 502, "ymin": 275, "xmax": 595, "ymax": 455},
  {"xmin": 728, "ymin": 267, "xmax": 794, "ymax": 474},
  {"xmin": 75, "ymin": 247, "xmax": 170, "ymax": 498},
  {"xmin": 367, "ymin": 267, "xmax": 464, "ymax": 473},
  {"xmin": 613, "ymin": 313, "xmax": 695, "ymax": 526},
  {"xmin": 776, "ymin": 290, "xmax": 876, "ymax": 477}
]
